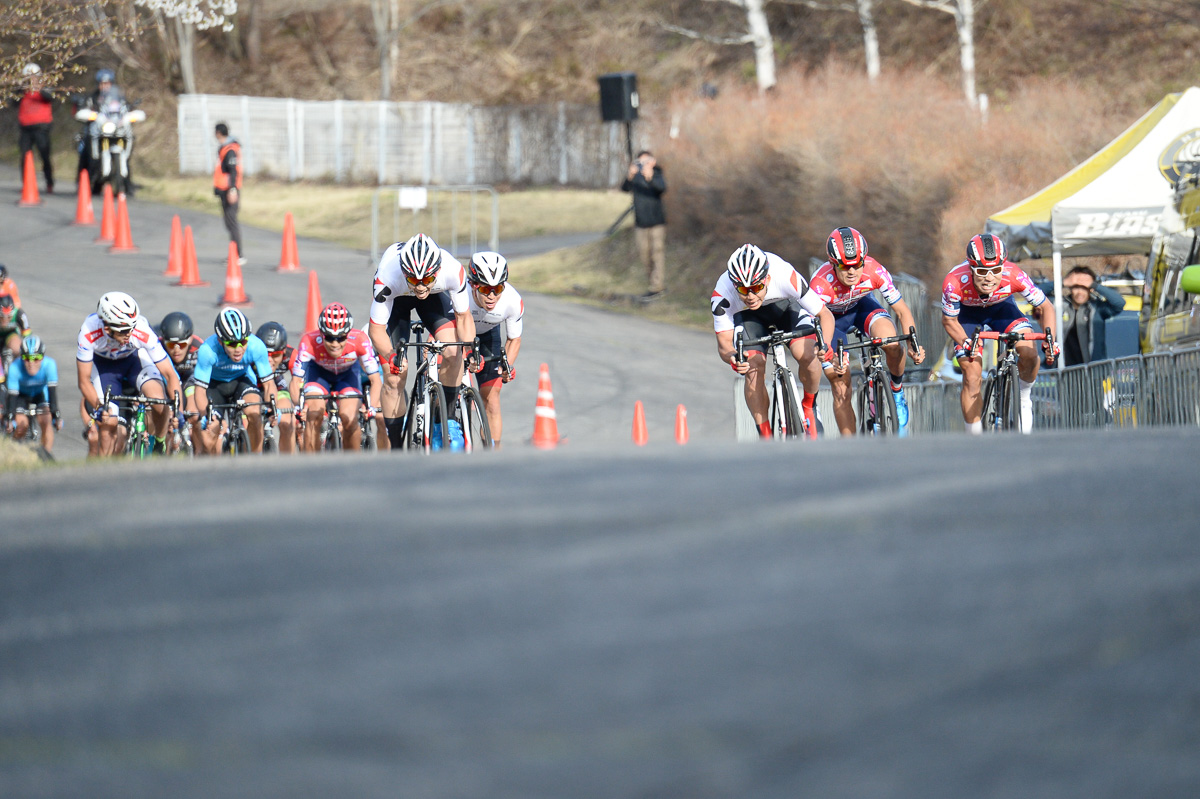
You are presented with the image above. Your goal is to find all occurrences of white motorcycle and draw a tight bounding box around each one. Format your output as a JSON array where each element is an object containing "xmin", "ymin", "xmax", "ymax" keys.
[{"xmin": 75, "ymin": 97, "xmax": 145, "ymax": 197}]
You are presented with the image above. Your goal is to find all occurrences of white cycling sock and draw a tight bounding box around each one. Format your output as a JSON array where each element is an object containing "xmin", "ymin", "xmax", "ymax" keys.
[
  {"xmin": 1019, "ymin": 379, "xmax": 1034, "ymax": 434},
  {"xmin": 966, "ymin": 420, "xmax": 982, "ymax": 435}
]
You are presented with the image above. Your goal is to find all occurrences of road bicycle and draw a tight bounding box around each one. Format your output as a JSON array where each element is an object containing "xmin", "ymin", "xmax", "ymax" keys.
[
  {"xmin": 969, "ymin": 328, "xmax": 1055, "ymax": 432},
  {"xmin": 400, "ymin": 324, "xmax": 476, "ymax": 453},
  {"xmin": 308, "ymin": 390, "xmax": 378, "ymax": 452},
  {"xmin": 261, "ymin": 403, "xmax": 295, "ymax": 454},
  {"xmin": 208, "ymin": 397, "xmax": 274, "ymax": 456},
  {"xmin": 104, "ymin": 388, "xmax": 178, "ymax": 458},
  {"xmin": 455, "ymin": 347, "xmax": 503, "ymax": 452},
  {"xmin": 733, "ymin": 322, "xmax": 823, "ymax": 440},
  {"xmin": 835, "ymin": 326, "xmax": 919, "ymax": 436}
]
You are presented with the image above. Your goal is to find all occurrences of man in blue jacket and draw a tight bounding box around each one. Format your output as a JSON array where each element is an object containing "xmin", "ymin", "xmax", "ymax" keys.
[{"xmin": 1061, "ymin": 266, "xmax": 1125, "ymax": 366}]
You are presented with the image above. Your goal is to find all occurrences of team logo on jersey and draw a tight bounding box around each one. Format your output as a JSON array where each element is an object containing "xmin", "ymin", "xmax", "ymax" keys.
[
  {"xmin": 960, "ymin": 274, "xmax": 970, "ymax": 284},
  {"xmin": 711, "ymin": 294, "xmax": 730, "ymax": 316},
  {"xmin": 1158, "ymin": 128, "xmax": 1200, "ymax": 186},
  {"xmin": 372, "ymin": 276, "xmax": 391, "ymax": 303}
]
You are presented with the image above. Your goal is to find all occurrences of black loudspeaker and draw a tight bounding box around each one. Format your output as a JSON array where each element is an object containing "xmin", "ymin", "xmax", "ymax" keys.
[{"xmin": 598, "ymin": 72, "xmax": 639, "ymax": 122}]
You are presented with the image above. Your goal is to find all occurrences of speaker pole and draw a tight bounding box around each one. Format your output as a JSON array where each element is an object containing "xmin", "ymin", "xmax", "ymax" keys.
[{"xmin": 625, "ymin": 120, "xmax": 634, "ymax": 163}]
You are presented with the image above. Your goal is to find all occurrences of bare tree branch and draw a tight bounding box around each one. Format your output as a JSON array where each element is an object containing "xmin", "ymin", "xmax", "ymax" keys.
[
  {"xmin": 894, "ymin": 0, "xmax": 956, "ymax": 13},
  {"xmin": 659, "ymin": 21, "xmax": 755, "ymax": 45},
  {"xmin": 774, "ymin": 0, "xmax": 855, "ymax": 11}
]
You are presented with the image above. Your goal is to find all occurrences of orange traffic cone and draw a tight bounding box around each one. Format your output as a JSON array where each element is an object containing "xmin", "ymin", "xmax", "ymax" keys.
[
  {"xmin": 632, "ymin": 400, "xmax": 648, "ymax": 446},
  {"xmin": 674, "ymin": 404, "xmax": 689, "ymax": 445},
  {"xmin": 164, "ymin": 215, "xmax": 183, "ymax": 277},
  {"xmin": 72, "ymin": 170, "xmax": 95, "ymax": 225},
  {"xmin": 17, "ymin": 151, "xmax": 41, "ymax": 207},
  {"xmin": 174, "ymin": 225, "xmax": 210, "ymax": 287},
  {"xmin": 277, "ymin": 212, "xmax": 303, "ymax": 272},
  {"xmin": 109, "ymin": 193, "xmax": 138, "ymax": 253},
  {"xmin": 219, "ymin": 242, "xmax": 252, "ymax": 305},
  {"xmin": 532, "ymin": 364, "xmax": 560, "ymax": 449},
  {"xmin": 94, "ymin": 184, "xmax": 115, "ymax": 244},
  {"xmin": 304, "ymin": 270, "xmax": 323, "ymax": 333}
]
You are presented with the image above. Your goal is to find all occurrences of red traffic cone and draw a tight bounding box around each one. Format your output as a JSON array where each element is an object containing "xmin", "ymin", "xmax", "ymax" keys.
[
  {"xmin": 632, "ymin": 400, "xmax": 648, "ymax": 446},
  {"xmin": 17, "ymin": 151, "xmax": 41, "ymax": 207},
  {"xmin": 277, "ymin": 211, "xmax": 303, "ymax": 272},
  {"xmin": 72, "ymin": 170, "xmax": 95, "ymax": 225},
  {"xmin": 109, "ymin": 193, "xmax": 138, "ymax": 253},
  {"xmin": 532, "ymin": 363, "xmax": 560, "ymax": 450},
  {"xmin": 174, "ymin": 225, "xmax": 210, "ymax": 287},
  {"xmin": 304, "ymin": 270, "xmax": 323, "ymax": 333},
  {"xmin": 675, "ymin": 404, "xmax": 689, "ymax": 445},
  {"xmin": 219, "ymin": 242, "xmax": 252, "ymax": 305},
  {"xmin": 94, "ymin": 184, "xmax": 115, "ymax": 244},
  {"xmin": 164, "ymin": 215, "xmax": 183, "ymax": 277}
]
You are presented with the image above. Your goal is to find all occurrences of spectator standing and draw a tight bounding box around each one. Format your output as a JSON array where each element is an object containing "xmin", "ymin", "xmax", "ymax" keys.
[
  {"xmin": 621, "ymin": 150, "xmax": 667, "ymax": 299},
  {"xmin": 213, "ymin": 122, "xmax": 245, "ymax": 265},
  {"xmin": 1061, "ymin": 266, "xmax": 1126, "ymax": 366},
  {"xmin": 13, "ymin": 64, "xmax": 54, "ymax": 194}
]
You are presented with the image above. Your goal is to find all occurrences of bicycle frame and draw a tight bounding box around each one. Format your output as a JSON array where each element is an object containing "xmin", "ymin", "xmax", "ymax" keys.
[
  {"xmin": 106, "ymin": 389, "xmax": 178, "ymax": 458},
  {"xmin": 836, "ymin": 327, "xmax": 917, "ymax": 436},
  {"xmin": 968, "ymin": 328, "xmax": 1054, "ymax": 432},
  {"xmin": 734, "ymin": 324, "xmax": 820, "ymax": 440},
  {"xmin": 401, "ymin": 323, "xmax": 473, "ymax": 452}
]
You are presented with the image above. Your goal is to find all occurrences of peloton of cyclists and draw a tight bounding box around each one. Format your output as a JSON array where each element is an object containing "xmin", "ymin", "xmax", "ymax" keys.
[
  {"xmin": 711, "ymin": 243, "xmax": 835, "ymax": 439},
  {"xmin": 76, "ymin": 292, "xmax": 181, "ymax": 456},
  {"xmin": 941, "ymin": 233, "xmax": 1059, "ymax": 435},
  {"xmin": 368, "ymin": 233, "xmax": 476, "ymax": 450},
  {"xmin": 192, "ymin": 307, "xmax": 278, "ymax": 455},
  {"xmin": 808, "ymin": 227, "xmax": 926, "ymax": 436},
  {"xmin": 256, "ymin": 321, "xmax": 297, "ymax": 454},
  {"xmin": 464, "ymin": 252, "xmax": 522, "ymax": 447},
  {"xmin": 289, "ymin": 303, "xmax": 382, "ymax": 453},
  {"xmin": 3, "ymin": 335, "xmax": 62, "ymax": 453}
]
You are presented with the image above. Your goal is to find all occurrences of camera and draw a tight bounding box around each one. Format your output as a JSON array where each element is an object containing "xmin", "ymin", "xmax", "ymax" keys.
[{"xmin": 633, "ymin": 160, "xmax": 643, "ymax": 169}]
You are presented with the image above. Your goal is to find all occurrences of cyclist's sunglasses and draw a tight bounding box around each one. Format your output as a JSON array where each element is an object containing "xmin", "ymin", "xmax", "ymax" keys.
[
  {"xmin": 471, "ymin": 282, "xmax": 504, "ymax": 296},
  {"xmin": 972, "ymin": 265, "xmax": 1004, "ymax": 276},
  {"xmin": 834, "ymin": 261, "xmax": 864, "ymax": 271},
  {"xmin": 735, "ymin": 282, "xmax": 766, "ymax": 296},
  {"xmin": 268, "ymin": 349, "xmax": 287, "ymax": 358},
  {"xmin": 222, "ymin": 338, "xmax": 249, "ymax": 348},
  {"xmin": 21, "ymin": 354, "xmax": 43, "ymax": 362},
  {"xmin": 164, "ymin": 338, "xmax": 190, "ymax": 347},
  {"xmin": 104, "ymin": 324, "xmax": 134, "ymax": 335},
  {"xmin": 405, "ymin": 273, "xmax": 437, "ymax": 286},
  {"xmin": 323, "ymin": 334, "xmax": 348, "ymax": 343}
]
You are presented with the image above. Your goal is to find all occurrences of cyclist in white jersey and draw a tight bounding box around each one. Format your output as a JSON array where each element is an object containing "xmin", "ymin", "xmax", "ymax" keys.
[
  {"xmin": 368, "ymin": 233, "xmax": 476, "ymax": 449},
  {"xmin": 76, "ymin": 291, "xmax": 181, "ymax": 457},
  {"xmin": 463, "ymin": 252, "xmax": 523, "ymax": 447},
  {"xmin": 711, "ymin": 244, "xmax": 834, "ymax": 439}
]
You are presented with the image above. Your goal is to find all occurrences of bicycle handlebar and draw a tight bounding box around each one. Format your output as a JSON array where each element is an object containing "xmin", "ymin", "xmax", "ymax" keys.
[
  {"xmin": 836, "ymin": 326, "xmax": 919, "ymax": 358},
  {"xmin": 734, "ymin": 324, "xmax": 820, "ymax": 364}
]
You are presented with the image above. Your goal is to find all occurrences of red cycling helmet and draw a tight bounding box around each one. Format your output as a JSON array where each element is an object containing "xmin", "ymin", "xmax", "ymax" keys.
[
  {"xmin": 966, "ymin": 233, "xmax": 1007, "ymax": 269},
  {"xmin": 826, "ymin": 227, "xmax": 868, "ymax": 268},
  {"xmin": 318, "ymin": 302, "xmax": 353, "ymax": 338}
]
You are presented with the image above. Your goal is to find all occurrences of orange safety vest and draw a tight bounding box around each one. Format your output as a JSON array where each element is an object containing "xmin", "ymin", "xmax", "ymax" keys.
[{"xmin": 213, "ymin": 140, "xmax": 243, "ymax": 192}]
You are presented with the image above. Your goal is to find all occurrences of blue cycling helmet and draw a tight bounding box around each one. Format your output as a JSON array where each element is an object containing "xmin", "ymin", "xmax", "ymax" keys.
[{"xmin": 20, "ymin": 334, "xmax": 44, "ymax": 357}]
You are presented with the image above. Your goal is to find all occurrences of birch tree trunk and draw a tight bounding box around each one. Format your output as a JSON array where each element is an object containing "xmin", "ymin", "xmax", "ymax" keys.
[
  {"xmin": 954, "ymin": 0, "xmax": 977, "ymax": 107},
  {"xmin": 857, "ymin": 0, "xmax": 880, "ymax": 81},
  {"xmin": 175, "ymin": 16, "xmax": 197, "ymax": 95},
  {"xmin": 389, "ymin": 0, "xmax": 401, "ymax": 99},
  {"xmin": 744, "ymin": 0, "xmax": 776, "ymax": 93},
  {"xmin": 245, "ymin": 0, "xmax": 262, "ymax": 68}
]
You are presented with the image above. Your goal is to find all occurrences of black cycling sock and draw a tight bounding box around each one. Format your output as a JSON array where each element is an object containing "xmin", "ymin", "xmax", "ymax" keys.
[
  {"xmin": 890, "ymin": 373, "xmax": 905, "ymax": 391},
  {"xmin": 385, "ymin": 417, "xmax": 405, "ymax": 449},
  {"xmin": 442, "ymin": 384, "xmax": 460, "ymax": 419}
]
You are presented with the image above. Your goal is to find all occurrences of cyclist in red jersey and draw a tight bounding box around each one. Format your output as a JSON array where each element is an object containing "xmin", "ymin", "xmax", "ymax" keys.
[{"xmin": 941, "ymin": 234, "xmax": 1059, "ymax": 434}]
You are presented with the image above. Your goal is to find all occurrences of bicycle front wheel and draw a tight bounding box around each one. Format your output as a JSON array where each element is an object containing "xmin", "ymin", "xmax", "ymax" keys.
[
  {"xmin": 999, "ymin": 363, "xmax": 1022, "ymax": 432},
  {"xmin": 459, "ymin": 386, "xmax": 493, "ymax": 451},
  {"xmin": 360, "ymin": 416, "xmax": 377, "ymax": 451},
  {"xmin": 872, "ymin": 375, "xmax": 900, "ymax": 436},
  {"xmin": 322, "ymin": 416, "xmax": 342, "ymax": 452},
  {"xmin": 227, "ymin": 426, "xmax": 250, "ymax": 456}
]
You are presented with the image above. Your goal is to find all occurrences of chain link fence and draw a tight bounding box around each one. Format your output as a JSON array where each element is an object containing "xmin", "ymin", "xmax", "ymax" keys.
[{"xmin": 178, "ymin": 94, "xmax": 634, "ymax": 188}]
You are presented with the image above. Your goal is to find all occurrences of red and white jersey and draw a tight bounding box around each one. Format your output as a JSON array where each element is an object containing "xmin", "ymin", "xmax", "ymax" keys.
[
  {"xmin": 710, "ymin": 251, "xmax": 826, "ymax": 333},
  {"xmin": 467, "ymin": 283, "xmax": 524, "ymax": 338},
  {"xmin": 290, "ymin": 329, "xmax": 381, "ymax": 376},
  {"xmin": 369, "ymin": 243, "xmax": 469, "ymax": 324},
  {"xmin": 809, "ymin": 256, "xmax": 903, "ymax": 314},
  {"xmin": 941, "ymin": 262, "xmax": 1047, "ymax": 317},
  {"xmin": 76, "ymin": 313, "xmax": 168, "ymax": 363}
]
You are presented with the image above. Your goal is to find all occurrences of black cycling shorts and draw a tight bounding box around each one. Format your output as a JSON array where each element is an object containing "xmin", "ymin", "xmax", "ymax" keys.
[
  {"xmin": 204, "ymin": 376, "xmax": 260, "ymax": 411},
  {"xmin": 386, "ymin": 293, "xmax": 455, "ymax": 351},
  {"xmin": 733, "ymin": 299, "xmax": 816, "ymax": 356}
]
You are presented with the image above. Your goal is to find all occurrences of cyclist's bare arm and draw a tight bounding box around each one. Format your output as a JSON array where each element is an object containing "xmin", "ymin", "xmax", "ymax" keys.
[
  {"xmin": 942, "ymin": 314, "xmax": 972, "ymax": 355},
  {"xmin": 816, "ymin": 306, "xmax": 835, "ymax": 356},
  {"xmin": 889, "ymin": 298, "xmax": 926, "ymax": 364},
  {"xmin": 1033, "ymin": 301, "xmax": 1057, "ymax": 341},
  {"xmin": 368, "ymin": 320, "xmax": 393, "ymax": 363},
  {"xmin": 366, "ymin": 371, "xmax": 383, "ymax": 408},
  {"xmin": 454, "ymin": 311, "xmax": 476, "ymax": 349},
  {"xmin": 504, "ymin": 336, "xmax": 522, "ymax": 371},
  {"xmin": 76, "ymin": 360, "xmax": 100, "ymax": 409}
]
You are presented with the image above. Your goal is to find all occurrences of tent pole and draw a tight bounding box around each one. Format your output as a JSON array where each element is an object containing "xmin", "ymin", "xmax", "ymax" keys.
[{"xmin": 1052, "ymin": 244, "xmax": 1064, "ymax": 371}]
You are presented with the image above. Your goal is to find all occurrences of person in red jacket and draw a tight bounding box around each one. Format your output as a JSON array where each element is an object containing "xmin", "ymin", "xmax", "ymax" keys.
[{"xmin": 13, "ymin": 64, "xmax": 54, "ymax": 193}]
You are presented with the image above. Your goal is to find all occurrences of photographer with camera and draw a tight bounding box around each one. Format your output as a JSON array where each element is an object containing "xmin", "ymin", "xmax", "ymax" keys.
[
  {"xmin": 1061, "ymin": 266, "xmax": 1125, "ymax": 367},
  {"xmin": 621, "ymin": 150, "xmax": 667, "ymax": 300}
]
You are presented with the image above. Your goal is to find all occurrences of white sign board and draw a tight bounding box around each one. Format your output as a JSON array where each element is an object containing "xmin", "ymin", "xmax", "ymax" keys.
[{"xmin": 398, "ymin": 186, "xmax": 428, "ymax": 210}]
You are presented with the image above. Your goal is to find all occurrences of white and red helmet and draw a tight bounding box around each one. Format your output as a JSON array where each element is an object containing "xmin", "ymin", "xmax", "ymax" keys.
[
  {"xmin": 966, "ymin": 233, "xmax": 1007, "ymax": 269},
  {"xmin": 726, "ymin": 244, "xmax": 770, "ymax": 287},
  {"xmin": 318, "ymin": 302, "xmax": 353, "ymax": 338},
  {"xmin": 826, "ymin": 227, "xmax": 868, "ymax": 268},
  {"xmin": 398, "ymin": 234, "xmax": 443, "ymax": 282},
  {"xmin": 97, "ymin": 291, "xmax": 139, "ymax": 331}
]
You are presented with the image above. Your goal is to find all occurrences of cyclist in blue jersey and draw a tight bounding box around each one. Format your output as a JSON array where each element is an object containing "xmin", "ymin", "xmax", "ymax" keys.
[
  {"xmin": 4, "ymin": 335, "xmax": 61, "ymax": 452},
  {"xmin": 192, "ymin": 307, "xmax": 278, "ymax": 455}
]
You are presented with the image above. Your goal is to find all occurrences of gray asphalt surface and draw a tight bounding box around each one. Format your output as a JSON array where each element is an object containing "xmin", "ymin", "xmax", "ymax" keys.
[
  {"xmin": 2, "ymin": 432, "xmax": 1199, "ymax": 798},
  {"xmin": 3, "ymin": 168, "xmax": 1200, "ymax": 798},
  {"xmin": 0, "ymin": 166, "xmax": 731, "ymax": 459}
]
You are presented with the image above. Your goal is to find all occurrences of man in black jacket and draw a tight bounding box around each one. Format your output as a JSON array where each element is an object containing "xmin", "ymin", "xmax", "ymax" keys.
[
  {"xmin": 621, "ymin": 150, "xmax": 667, "ymax": 299},
  {"xmin": 1061, "ymin": 266, "xmax": 1126, "ymax": 366}
]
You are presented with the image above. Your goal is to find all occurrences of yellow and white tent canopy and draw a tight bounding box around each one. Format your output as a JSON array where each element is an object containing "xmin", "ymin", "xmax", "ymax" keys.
[{"xmin": 986, "ymin": 86, "xmax": 1200, "ymax": 260}]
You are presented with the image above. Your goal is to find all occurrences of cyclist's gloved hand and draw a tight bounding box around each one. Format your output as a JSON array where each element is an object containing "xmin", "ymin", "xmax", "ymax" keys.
[
  {"xmin": 386, "ymin": 351, "xmax": 405, "ymax": 376},
  {"xmin": 730, "ymin": 356, "xmax": 750, "ymax": 375},
  {"xmin": 1043, "ymin": 337, "xmax": 1060, "ymax": 364},
  {"xmin": 466, "ymin": 350, "xmax": 483, "ymax": 374},
  {"xmin": 501, "ymin": 364, "xmax": 516, "ymax": 383},
  {"xmin": 365, "ymin": 406, "xmax": 379, "ymax": 421},
  {"xmin": 53, "ymin": 412, "xmax": 64, "ymax": 431},
  {"xmin": 954, "ymin": 340, "xmax": 978, "ymax": 361}
]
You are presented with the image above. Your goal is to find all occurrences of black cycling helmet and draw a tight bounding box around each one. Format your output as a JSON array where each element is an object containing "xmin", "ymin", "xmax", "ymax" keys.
[
  {"xmin": 255, "ymin": 321, "xmax": 288, "ymax": 351},
  {"xmin": 0, "ymin": 264, "xmax": 8, "ymax": 282},
  {"xmin": 159, "ymin": 311, "xmax": 194, "ymax": 344},
  {"xmin": 0, "ymin": 295, "xmax": 14, "ymax": 312}
]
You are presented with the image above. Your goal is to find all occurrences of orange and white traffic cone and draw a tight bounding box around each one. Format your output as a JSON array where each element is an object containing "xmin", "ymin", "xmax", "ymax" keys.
[
  {"xmin": 72, "ymin": 170, "xmax": 95, "ymax": 225},
  {"xmin": 674, "ymin": 404, "xmax": 689, "ymax": 445},
  {"xmin": 632, "ymin": 400, "xmax": 648, "ymax": 446},
  {"xmin": 277, "ymin": 211, "xmax": 303, "ymax": 272},
  {"xmin": 108, "ymin": 192, "xmax": 138, "ymax": 253},
  {"xmin": 219, "ymin": 242, "xmax": 251, "ymax": 306},
  {"xmin": 95, "ymin": 184, "xmax": 115, "ymax": 244},
  {"xmin": 304, "ymin": 270, "xmax": 323, "ymax": 333},
  {"xmin": 174, "ymin": 224, "xmax": 210, "ymax": 287},
  {"xmin": 17, "ymin": 151, "xmax": 41, "ymax": 207},
  {"xmin": 164, "ymin": 215, "xmax": 183, "ymax": 277},
  {"xmin": 532, "ymin": 363, "xmax": 560, "ymax": 450}
]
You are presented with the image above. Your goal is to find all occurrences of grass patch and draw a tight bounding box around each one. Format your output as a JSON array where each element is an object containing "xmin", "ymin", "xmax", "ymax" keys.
[{"xmin": 0, "ymin": 437, "xmax": 45, "ymax": 473}]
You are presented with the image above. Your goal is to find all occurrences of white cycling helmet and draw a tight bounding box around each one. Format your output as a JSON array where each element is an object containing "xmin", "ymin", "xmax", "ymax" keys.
[
  {"xmin": 97, "ymin": 291, "xmax": 139, "ymax": 331},
  {"xmin": 726, "ymin": 244, "xmax": 769, "ymax": 287},
  {"xmin": 467, "ymin": 251, "xmax": 508, "ymax": 287},
  {"xmin": 22, "ymin": 63, "xmax": 41, "ymax": 77},
  {"xmin": 214, "ymin": 307, "xmax": 251, "ymax": 341},
  {"xmin": 398, "ymin": 233, "xmax": 443, "ymax": 281}
]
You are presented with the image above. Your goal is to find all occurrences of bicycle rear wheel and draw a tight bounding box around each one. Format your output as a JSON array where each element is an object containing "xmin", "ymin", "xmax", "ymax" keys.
[{"xmin": 459, "ymin": 386, "xmax": 493, "ymax": 451}]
